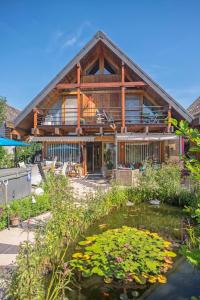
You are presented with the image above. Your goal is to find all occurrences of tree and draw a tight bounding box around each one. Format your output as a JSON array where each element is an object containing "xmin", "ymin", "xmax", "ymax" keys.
[
  {"xmin": 171, "ymin": 119, "xmax": 200, "ymax": 180},
  {"xmin": 0, "ymin": 96, "xmax": 7, "ymax": 127}
]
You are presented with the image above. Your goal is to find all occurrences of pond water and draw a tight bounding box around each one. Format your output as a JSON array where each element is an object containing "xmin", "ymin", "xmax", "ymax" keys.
[{"xmin": 67, "ymin": 203, "xmax": 184, "ymax": 300}]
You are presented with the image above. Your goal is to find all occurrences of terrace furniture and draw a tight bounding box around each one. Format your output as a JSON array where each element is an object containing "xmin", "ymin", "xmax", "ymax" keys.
[
  {"xmin": 18, "ymin": 162, "xmax": 27, "ymax": 168},
  {"xmin": 54, "ymin": 162, "xmax": 68, "ymax": 176}
]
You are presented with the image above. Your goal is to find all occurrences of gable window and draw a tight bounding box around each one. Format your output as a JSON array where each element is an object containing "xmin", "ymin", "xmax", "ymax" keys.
[
  {"xmin": 86, "ymin": 58, "xmax": 116, "ymax": 75},
  {"xmin": 104, "ymin": 59, "xmax": 116, "ymax": 74},
  {"xmin": 86, "ymin": 59, "xmax": 100, "ymax": 75}
]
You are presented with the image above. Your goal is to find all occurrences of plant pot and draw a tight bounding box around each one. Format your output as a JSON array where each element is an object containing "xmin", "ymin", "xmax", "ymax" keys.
[
  {"xmin": 10, "ymin": 216, "xmax": 20, "ymax": 227},
  {"xmin": 106, "ymin": 169, "xmax": 113, "ymax": 178}
]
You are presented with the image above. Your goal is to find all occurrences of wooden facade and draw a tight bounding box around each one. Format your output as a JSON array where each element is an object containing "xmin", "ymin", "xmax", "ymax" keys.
[{"xmin": 13, "ymin": 31, "xmax": 192, "ymax": 174}]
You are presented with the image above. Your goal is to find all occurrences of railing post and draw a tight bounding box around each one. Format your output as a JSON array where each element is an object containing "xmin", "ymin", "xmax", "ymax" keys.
[
  {"xmin": 168, "ymin": 105, "xmax": 172, "ymax": 132},
  {"xmin": 77, "ymin": 63, "xmax": 81, "ymax": 132},
  {"xmin": 121, "ymin": 62, "xmax": 125, "ymax": 132}
]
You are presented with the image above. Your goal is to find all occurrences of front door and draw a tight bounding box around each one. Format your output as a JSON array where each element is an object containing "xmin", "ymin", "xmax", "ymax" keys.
[{"xmin": 86, "ymin": 142, "xmax": 102, "ymax": 173}]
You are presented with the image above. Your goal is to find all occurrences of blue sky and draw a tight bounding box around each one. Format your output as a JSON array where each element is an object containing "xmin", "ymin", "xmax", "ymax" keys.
[{"xmin": 0, "ymin": 0, "xmax": 200, "ymax": 110}]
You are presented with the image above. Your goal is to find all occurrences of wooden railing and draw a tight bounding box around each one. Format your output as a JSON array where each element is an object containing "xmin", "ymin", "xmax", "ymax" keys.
[{"xmin": 36, "ymin": 106, "xmax": 168, "ymax": 127}]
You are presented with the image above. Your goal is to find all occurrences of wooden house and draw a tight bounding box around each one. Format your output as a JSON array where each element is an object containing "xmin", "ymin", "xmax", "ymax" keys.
[
  {"xmin": 188, "ymin": 96, "xmax": 200, "ymax": 129},
  {"xmin": 13, "ymin": 31, "xmax": 192, "ymax": 174}
]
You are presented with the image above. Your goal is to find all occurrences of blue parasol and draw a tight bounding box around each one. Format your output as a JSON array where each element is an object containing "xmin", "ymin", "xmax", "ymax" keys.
[{"xmin": 0, "ymin": 136, "xmax": 29, "ymax": 147}]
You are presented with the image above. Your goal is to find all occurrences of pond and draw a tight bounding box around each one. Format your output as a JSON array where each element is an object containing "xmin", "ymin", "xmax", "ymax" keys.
[{"xmin": 67, "ymin": 202, "xmax": 184, "ymax": 300}]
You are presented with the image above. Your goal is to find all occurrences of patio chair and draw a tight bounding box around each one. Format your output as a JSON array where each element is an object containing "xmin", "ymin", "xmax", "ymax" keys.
[
  {"xmin": 96, "ymin": 109, "xmax": 105, "ymax": 124},
  {"xmin": 54, "ymin": 162, "xmax": 68, "ymax": 176},
  {"xmin": 18, "ymin": 162, "xmax": 27, "ymax": 168}
]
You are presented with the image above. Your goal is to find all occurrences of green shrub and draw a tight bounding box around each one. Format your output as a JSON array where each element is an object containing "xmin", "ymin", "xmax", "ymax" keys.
[
  {"xmin": 128, "ymin": 163, "xmax": 196, "ymax": 206},
  {"xmin": 0, "ymin": 206, "xmax": 7, "ymax": 230},
  {"xmin": 0, "ymin": 179, "xmax": 52, "ymax": 230}
]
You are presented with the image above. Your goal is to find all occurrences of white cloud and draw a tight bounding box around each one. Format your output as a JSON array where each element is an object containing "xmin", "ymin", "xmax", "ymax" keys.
[{"xmin": 62, "ymin": 21, "xmax": 91, "ymax": 49}]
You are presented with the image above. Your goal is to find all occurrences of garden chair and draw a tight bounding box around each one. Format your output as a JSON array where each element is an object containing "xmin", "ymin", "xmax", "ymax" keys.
[
  {"xmin": 54, "ymin": 162, "xmax": 67, "ymax": 176},
  {"xmin": 18, "ymin": 161, "xmax": 27, "ymax": 168}
]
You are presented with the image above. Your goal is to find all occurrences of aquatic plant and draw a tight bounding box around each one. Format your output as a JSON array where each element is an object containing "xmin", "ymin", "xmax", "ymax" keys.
[{"xmin": 70, "ymin": 226, "xmax": 176, "ymax": 286}]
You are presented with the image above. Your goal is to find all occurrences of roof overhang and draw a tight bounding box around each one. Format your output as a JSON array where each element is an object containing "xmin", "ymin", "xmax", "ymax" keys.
[
  {"xmin": 116, "ymin": 133, "xmax": 179, "ymax": 141},
  {"xmin": 29, "ymin": 136, "xmax": 95, "ymax": 142}
]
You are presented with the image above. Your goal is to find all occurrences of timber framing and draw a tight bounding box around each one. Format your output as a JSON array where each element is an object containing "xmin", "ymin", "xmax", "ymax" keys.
[{"xmin": 14, "ymin": 31, "xmax": 192, "ymax": 128}]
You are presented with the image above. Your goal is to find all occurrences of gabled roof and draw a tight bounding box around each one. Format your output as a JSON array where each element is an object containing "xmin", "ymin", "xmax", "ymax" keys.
[
  {"xmin": 15, "ymin": 31, "xmax": 192, "ymax": 126},
  {"xmin": 188, "ymin": 96, "xmax": 200, "ymax": 116},
  {"xmin": 6, "ymin": 104, "xmax": 20, "ymax": 122}
]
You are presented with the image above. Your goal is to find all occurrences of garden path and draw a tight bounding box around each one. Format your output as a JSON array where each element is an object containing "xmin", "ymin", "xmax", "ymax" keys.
[{"xmin": 0, "ymin": 175, "xmax": 109, "ymax": 267}]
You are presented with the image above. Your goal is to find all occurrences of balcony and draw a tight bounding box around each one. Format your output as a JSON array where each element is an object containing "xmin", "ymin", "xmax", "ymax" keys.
[
  {"xmin": 125, "ymin": 106, "xmax": 168, "ymax": 125},
  {"xmin": 36, "ymin": 106, "xmax": 168, "ymax": 127}
]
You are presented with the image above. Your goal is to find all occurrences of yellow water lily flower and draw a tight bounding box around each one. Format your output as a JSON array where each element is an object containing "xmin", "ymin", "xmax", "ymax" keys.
[
  {"xmin": 141, "ymin": 272, "xmax": 148, "ymax": 278},
  {"xmin": 72, "ymin": 252, "xmax": 83, "ymax": 259},
  {"xmin": 163, "ymin": 251, "xmax": 176, "ymax": 257},
  {"xmin": 150, "ymin": 232, "xmax": 160, "ymax": 239},
  {"xmin": 164, "ymin": 241, "xmax": 171, "ymax": 247},
  {"xmin": 148, "ymin": 276, "xmax": 157, "ymax": 283},
  {"xmin": 82, "ymin": 254, "xmax": 90, "ymax": 260},
  {"xmin": 157, "ymin": 275, "xmax": 167, "ymax": 284}
]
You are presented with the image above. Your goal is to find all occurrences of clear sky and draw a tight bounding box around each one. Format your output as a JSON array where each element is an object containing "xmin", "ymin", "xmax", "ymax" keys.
[{"xmin": 0, "ymin": 0, "xmax": 200, "ymax": 110}]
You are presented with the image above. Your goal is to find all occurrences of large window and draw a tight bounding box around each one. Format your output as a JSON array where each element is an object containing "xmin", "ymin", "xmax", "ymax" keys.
[
  {"xmin": 125, "ymin": 142, "xmax": 160, "ymax": 163},
  {"xmin": 46, "ymin": 143, "xmax": 80, "ymax": 163},
  {"xmin": 143, "ymin": 97, "xmax": 164, "ymax": 124},
  {"xmin": 125, "ymin": 95, "xmax": 141, "ymax": 124}
]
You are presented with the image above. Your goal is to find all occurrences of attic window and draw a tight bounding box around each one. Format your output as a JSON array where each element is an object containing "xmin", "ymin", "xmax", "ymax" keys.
[
  {"xmin": 86, "ymin": 59, "xmax": 100, "ymax": 75},
  {"xmin": 104, "ymin": 59, "xmax": 116, "ymax": 74}
]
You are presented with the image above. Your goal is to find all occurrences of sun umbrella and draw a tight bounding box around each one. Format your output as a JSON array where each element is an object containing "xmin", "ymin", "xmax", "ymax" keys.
[{"xmin": 0, "ymin": 136, "xmax": 29, "ymax": 147}]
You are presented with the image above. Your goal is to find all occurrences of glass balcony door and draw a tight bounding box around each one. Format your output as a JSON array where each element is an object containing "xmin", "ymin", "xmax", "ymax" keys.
[
  {"xmin": 65, "ymin": 96, "xmax": 77, "ymax": 125},
  {"xmin": 125, "ymin": 95, "xmax": 141, "ymax": 124}
]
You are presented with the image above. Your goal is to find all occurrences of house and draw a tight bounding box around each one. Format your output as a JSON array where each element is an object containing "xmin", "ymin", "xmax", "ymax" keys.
[
  {"xmin": 0, "ymin": 104, "xmax": 20, "ymax": 138},
  {"xmin": 13, "ymin": 31, "xmax": 192, "ymax": 175},
  {"xmin": 188, "ymin": 96, "xmax": 200, "ymax": 129}
]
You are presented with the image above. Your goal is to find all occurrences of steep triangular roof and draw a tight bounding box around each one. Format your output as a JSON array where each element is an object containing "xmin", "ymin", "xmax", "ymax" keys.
[
  {"xmin": 188, "ymin": 96, "xmax": 200, "ymax": 116},
  {"xmin": 15, "ymin": 31, "xmax": 192, "ymax": 126}
]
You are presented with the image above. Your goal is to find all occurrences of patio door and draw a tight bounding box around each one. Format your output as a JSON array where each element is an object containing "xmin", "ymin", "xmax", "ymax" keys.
[
  {"xmin": 65, "ymin": 96, "xmax": 77, "ymax": 125},
  {"xmin": 86, "ymin": 142, "xmax": 102, "ymax": 173}
]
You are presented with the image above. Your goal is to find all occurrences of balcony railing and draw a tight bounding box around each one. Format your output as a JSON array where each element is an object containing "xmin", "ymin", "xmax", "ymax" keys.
[
  {"xmin": 37, "ymin": 106, "xmax": 168, "ymax": 127},
  {"xmin": 125, "ymin": 106, "xmax": 168, "ymax": 125}
]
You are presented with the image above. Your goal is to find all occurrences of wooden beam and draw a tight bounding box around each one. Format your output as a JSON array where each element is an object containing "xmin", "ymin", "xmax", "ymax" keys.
[
  {"xmin": 61, "ymin": 89, "xmax": 144, "ymax": 95},
  {"xmin": 77, "ymin": 64, "xmax": 81, "ymax": 129},
  {"xmin": 56, "ymin": 81, "xmax": 146, "ymax": 90},
  {"xmin": 99, "ymin": 49, "xmax": 104, "ymax": 74},
  {"xmin": 121, "ymin": 62, "xmax": 125, "ymax": 129},
  {"xmin": 61, "ymin": 96, "xmax": 65, "ymax": 125},
  {"xmin": 168, "ymin": 105, "xmax": 172, "ymax": 132},
  {"xmin": 33, "ymin": 109, "xmax": 38, "ymax": 129}
]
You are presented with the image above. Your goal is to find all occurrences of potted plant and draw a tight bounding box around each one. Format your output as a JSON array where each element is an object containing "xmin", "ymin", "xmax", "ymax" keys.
[
  {"xmin": 103, "ymin": 148, "xmax": 114, "ymax": 178},
  {"xmin": 106, "ymin": 160, "xmax": 114, "ymax": 178},
  {"xmin": 10, "ymin": 210, "xmax": 20, "ymax": 227}
]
